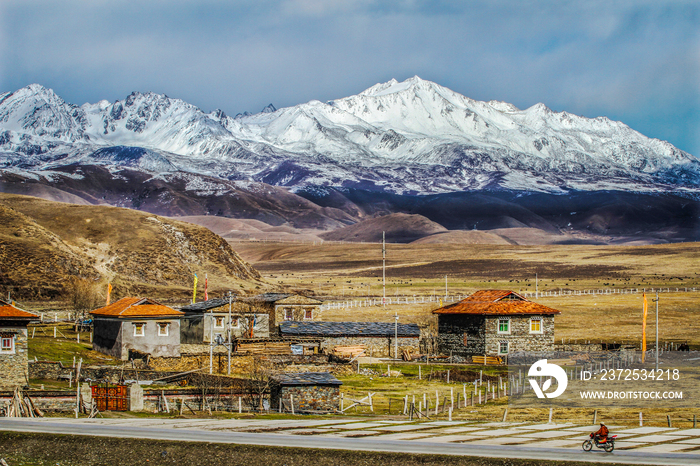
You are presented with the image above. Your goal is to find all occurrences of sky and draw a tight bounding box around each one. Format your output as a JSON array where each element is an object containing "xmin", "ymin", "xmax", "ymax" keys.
[{"xmin": 1, "ymin": 0, "xmax": 698, "ymax": 156}]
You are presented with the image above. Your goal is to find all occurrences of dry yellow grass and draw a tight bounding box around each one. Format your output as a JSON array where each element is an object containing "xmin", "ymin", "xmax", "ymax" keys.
[{"xmin": 236, "ymin": 241, "xmax": 700, "ymax": 345}]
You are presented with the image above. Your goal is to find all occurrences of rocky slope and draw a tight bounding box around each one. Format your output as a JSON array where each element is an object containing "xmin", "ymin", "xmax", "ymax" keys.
[{"xmin": 0, "ymin": 193, "xmax": 262, "ymax": 301}]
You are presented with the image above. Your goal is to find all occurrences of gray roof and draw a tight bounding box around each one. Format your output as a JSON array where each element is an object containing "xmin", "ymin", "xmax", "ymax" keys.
[
  {"xmin": 250, "ymin": 293, "xmax": 292, "ymax": 302},
  {"xmin": 179, "ymin": 298, "xmax": 231, "ymax": 312},
  {"xmin": 271, "ymin": 372, "xmax": 342, "ymax": 386},
  {"xmin": 280, "ymin": 321, "xmax": 420, "ymax": 337}
]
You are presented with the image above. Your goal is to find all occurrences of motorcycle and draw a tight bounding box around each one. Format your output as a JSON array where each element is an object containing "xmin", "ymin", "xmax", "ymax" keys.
[{"xmin": 582, "ymin": 432, "xmax": 616, "ymax": 452}]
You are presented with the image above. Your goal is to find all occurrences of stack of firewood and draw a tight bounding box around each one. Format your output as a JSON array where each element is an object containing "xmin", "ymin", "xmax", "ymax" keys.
[
  {"xmin": 237, "ymin": 342, "xmax": 291, "ymax": 354},
  {"xmin": 2, "ymin": 388, "xmax": 43, "ymax": 418}
]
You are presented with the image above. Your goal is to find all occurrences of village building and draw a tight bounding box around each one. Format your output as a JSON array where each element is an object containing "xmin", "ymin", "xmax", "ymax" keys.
[
  {"xmin": 279, "ymin": 321, "xmax": 421, "ymax": 358},
  {"xmin": 0, "ymin": 299, "xmax": 40, "ymax": 390},
  {"xmin": 269, "ymin": 372, "xmax": 342, "ymax": 413},
  {"xmin": 90, "ymin": 297, "xmax": 183, "ymax": 360},
  {"xmin": 432, "ymin": 290, "xmax": 560, "ymax": 357},
  {"xmin": 178, "ymin": 293, "xmax": 323, "ymax": 345}
]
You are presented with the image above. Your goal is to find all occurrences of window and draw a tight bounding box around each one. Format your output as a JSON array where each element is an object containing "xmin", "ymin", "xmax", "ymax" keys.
[
  {"xmin": 157, "ymin": 322, "xmax": 169, "ymax": 336},
  {"xmin": 284, "ymin": 308, "xmax": 293, "ymax": 321},
  {"xmin": 214, "ymin": 316, "xmax": 225, "ymax": 328},
  {"xmin": 1, "ymin": 336, "xmax": 14, "ymax": 353},
  {"xmin": 498, "ymin": 318, "xmax": 510, "ymax": 334},
  {"xmin": 133, "ymin": 323, "xmax": 145, "ymax": 337},
  {"xmin": 231, "ymin": 317, "xmax": 240, "ymax": 328},
  {"xmin": 304, "ymin": 308, "xmax": 313, "ymax": 320},
  {"xmin": 499, "ymin": 341, "xmax": 509, "ymax": 355},
  {"xmin": 530, "ymin": 318, "xmax": 542, "ymax": 334}
]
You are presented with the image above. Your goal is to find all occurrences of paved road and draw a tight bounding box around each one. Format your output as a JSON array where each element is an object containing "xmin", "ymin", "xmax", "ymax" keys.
[{"xmin": 2, "ymin": 419, "xmax": 700, "ymax": 466}]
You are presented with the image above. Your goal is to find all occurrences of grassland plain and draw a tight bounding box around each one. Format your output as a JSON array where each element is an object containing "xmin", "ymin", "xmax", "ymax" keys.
[
  {"xmin": 0, "ymin": 432, "xmax": 643, "ymax": 466},
  {"xmin": 234, "ymin": 241, "xmax": 700, "ymax": 346}
]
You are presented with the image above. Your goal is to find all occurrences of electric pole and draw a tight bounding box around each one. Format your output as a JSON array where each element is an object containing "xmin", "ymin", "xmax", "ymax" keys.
[
  {"xmin": 382, "ymin": 231, "xmax": 386, "ymax": 308},
  {"xmin": 653, "ymin": 292, "xmax": 659, "ymax": 371}
]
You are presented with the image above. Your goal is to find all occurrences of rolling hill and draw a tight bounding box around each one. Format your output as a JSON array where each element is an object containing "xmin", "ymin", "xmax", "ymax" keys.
[{"xmin": 0, "ymin": 193, "xmax": 263, "ymax": 302}]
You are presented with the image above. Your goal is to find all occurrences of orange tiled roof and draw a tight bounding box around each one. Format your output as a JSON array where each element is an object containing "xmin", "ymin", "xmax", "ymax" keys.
[
  {"xmin": 0, "ymin": 300, "xmax": 40, "ymax": 320},
  {"xmin": 90, "ymin": 297, "xmax": 183, "ymax": 318},
  {"xmin": 433, "ymin": 289, "xmax": 560, "ymax": 316}
]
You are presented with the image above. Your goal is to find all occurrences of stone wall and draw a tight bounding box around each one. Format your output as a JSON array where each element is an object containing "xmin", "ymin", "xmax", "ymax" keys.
[
  {"xmin": 483, "ymin": 315, "xmax": 556, "ymax": 355},
  {"xmin": 318, "ymin": 336, "xmax": 419, "ymax": 358},
  {"xmin": 436, "ymin": 315, "xmax": 557, "ymax": 356},
  {"xmin": 270, "ymin": 384, "xmax": 339, "ymax": 413},
  {"xmin": 436, "ymin": 315, "xmax": 486, "ymax": 356},
  {"xmin": 0, "ymin": 326, "xmax": 29, "ymax": 389}
]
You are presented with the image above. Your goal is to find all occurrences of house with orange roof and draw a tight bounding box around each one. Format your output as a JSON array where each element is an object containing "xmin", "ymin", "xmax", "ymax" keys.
[
  {"xmin": 432, "ymin": 290, "xmax": 560, "ymax": 358},
  {"xmin": 0, "ymin": 299, "xmax": 40, "ymax": 389},
  {"xmin": 90, "ymin": 297, "xmax": 184, "ymax": 360}
]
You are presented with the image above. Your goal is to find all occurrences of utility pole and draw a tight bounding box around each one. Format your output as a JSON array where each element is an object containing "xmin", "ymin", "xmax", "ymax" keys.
[
  {"xmin": 227, "ymin": 291, "xmax": 232, "ymax": 375},
  {"xmin": 445, "ymin": 275, "xmax": 448, "ymax": 300},
  {"xmin": 209, "ymin": 309, "xmax": 214, "ymax": 375},
  {"xmin": 653, "ymin": 292, "xmax": 660, "ymax": 371},
  {"xmin": 394, "ymin": 312, "xmax": 399, "ymax": 360},
  {"xmin": 382, "ymin": 231, "xmax": 386, "ymax": 308}
]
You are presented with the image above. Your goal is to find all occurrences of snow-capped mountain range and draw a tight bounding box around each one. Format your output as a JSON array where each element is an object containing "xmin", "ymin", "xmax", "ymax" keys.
[{"xmin": 1, "ymin": 76, "xmax": 698, "ymax": 195}]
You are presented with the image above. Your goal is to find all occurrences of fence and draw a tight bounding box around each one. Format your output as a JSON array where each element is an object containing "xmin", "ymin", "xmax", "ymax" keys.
[{"xmin": 322, "ymin": 287, "xmax": 700, "ymax": 310}]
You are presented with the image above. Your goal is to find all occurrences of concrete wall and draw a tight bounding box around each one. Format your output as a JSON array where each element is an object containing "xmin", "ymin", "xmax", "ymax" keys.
[
  {"xmin": 270, "ymin": 384, "xmax": 339, "ymax": 413},
  {"xmin": 96, "ymin": 319, "xmax": 181, "ymax": 360},
  {"xmin": 180, "ymin": 314, "xmax": 204, "ymax": 345},
  {"xmin": 0, "ymin": 325, "xmax": 29, "ymax": 389},
  {"xmin": 204, "ymin": 312, "xmax": 269, "ymax": 341},
  {"xmin": 92, "ymin": 318, "xmax": 123, "ymax": 359},
  {"xmin": 318, "ymin": 336, "xmax": 419, "ymax": 358}
]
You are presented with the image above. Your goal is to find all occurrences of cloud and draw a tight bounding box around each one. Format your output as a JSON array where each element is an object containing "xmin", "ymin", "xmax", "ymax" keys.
[{"xmin": 0, "ymin": 0, "xmax": 697, "ymax": 155}]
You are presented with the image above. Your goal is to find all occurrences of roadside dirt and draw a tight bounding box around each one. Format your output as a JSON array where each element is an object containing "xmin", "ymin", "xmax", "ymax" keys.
[{"xmin": 0, "ymin": 432, "xmax": 638, "ymax": 466}]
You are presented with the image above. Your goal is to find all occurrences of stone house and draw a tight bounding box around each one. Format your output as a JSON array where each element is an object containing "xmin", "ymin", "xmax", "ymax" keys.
[
  {"xmin": 179, "ymin": 297, "xmax": 270, "ymax": 345},
  {"xmin": 432, "ymin": 290, "xmax": 560, "ymax": 358},
  {"xmin": 279, "ymin": 321, "xmax": 421, "ymax": 358},
  {"xmin": 90, "ymin": 297, "xmax": 184, "ymax": 360},
  {"xmin": 0, "ymin": 299, "xmax": 40, "ymax": 390},
  {"xmin": 269, "ymin": 371, "xmax": 342, "ymax": 413},
  {"xmin": 178, "ymin": 293, "xmax": 323, "ymax": 344}
]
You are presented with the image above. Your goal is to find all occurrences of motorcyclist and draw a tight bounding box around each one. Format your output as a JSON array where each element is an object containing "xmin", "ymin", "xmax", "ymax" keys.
[{"xmin": 594, "ymin": 422, "xmax": 609, "ymax": 444}]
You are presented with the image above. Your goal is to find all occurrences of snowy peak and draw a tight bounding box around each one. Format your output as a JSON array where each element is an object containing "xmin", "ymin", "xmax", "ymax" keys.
[
  {"xmin": 0, "ymin": 83, "xmax": 88, "ymax": 142},
  {"xmin": 0, "ymin": 78, "xmax": 698, "ymax": 195}
]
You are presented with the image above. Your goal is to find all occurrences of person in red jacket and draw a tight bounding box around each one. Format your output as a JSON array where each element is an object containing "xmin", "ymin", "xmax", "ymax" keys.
[{"xmin": 594, "ymin": 422, "xmax": 609, "ymax": 443}]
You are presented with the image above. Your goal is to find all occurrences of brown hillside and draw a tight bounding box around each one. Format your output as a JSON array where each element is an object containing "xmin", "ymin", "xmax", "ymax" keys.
[
  {"xmin": 411, "ymin": 230, "xmax": 511, "ymax": 245},
  {"xmin": 175, "ymin": 216, "xmax": 324, "ymax": 242},
  {"xmin": 319, "ymin": 213, "xmax": 447, "ymax": 243},
  {"xmin": 0, "ymin": 194, "xmax": 262, "ymax": 301}
]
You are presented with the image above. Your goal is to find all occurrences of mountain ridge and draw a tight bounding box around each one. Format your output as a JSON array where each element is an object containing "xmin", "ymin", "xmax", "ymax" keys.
[{"xmin": 1, "ymin": 77, "xmax": 698, "ymax": 196}]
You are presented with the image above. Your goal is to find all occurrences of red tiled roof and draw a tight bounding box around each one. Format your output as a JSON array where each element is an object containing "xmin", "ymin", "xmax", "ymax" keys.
[
  {"xmin": 90, "ymin": 297, "xmax": 183, "ymax": 318},
  {"xmin": 433, "ymin": 289, "xmax": 560, "ymax": 316},
  {"xmin": 0, "ymin": 300, "xmax": 40, "ymax": 320}
]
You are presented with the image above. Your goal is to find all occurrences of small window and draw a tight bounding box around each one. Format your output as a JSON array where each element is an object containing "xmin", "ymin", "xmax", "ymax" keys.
[
  {"xmin": 304, "ymin": 308, "xmax": 313, "ymax": 320},
  {"xmin": 231, "ymin": 317, "xmax": 240, "ymax": 328},
  {"xmin": 498, "ymin": 318, "xmax": 510, "ymax": 334},
  {"xmin": 284, "ymin": 308, "xmax": 293, "ymax": 321},
  {"xmin": 1, "ymin": 336, "xmax": 14, "ymax": 352},
  {"xmin": 157, "ymin": 322, "xmax": 169, "ymax": 336},
  {"xmin": 499, "ymin": 341, "xmax": 509, "ymax": 355},
  {"xmin": 214, "ymin": 316, "xmax": 225, "ymax": 328},
  {"xmin": 530, "ymin": 318, "xmax": 542, "ymax": 334},
  {"xmin": 134, "ymin": 323, "xmax": 145, "ymax": 337}
]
